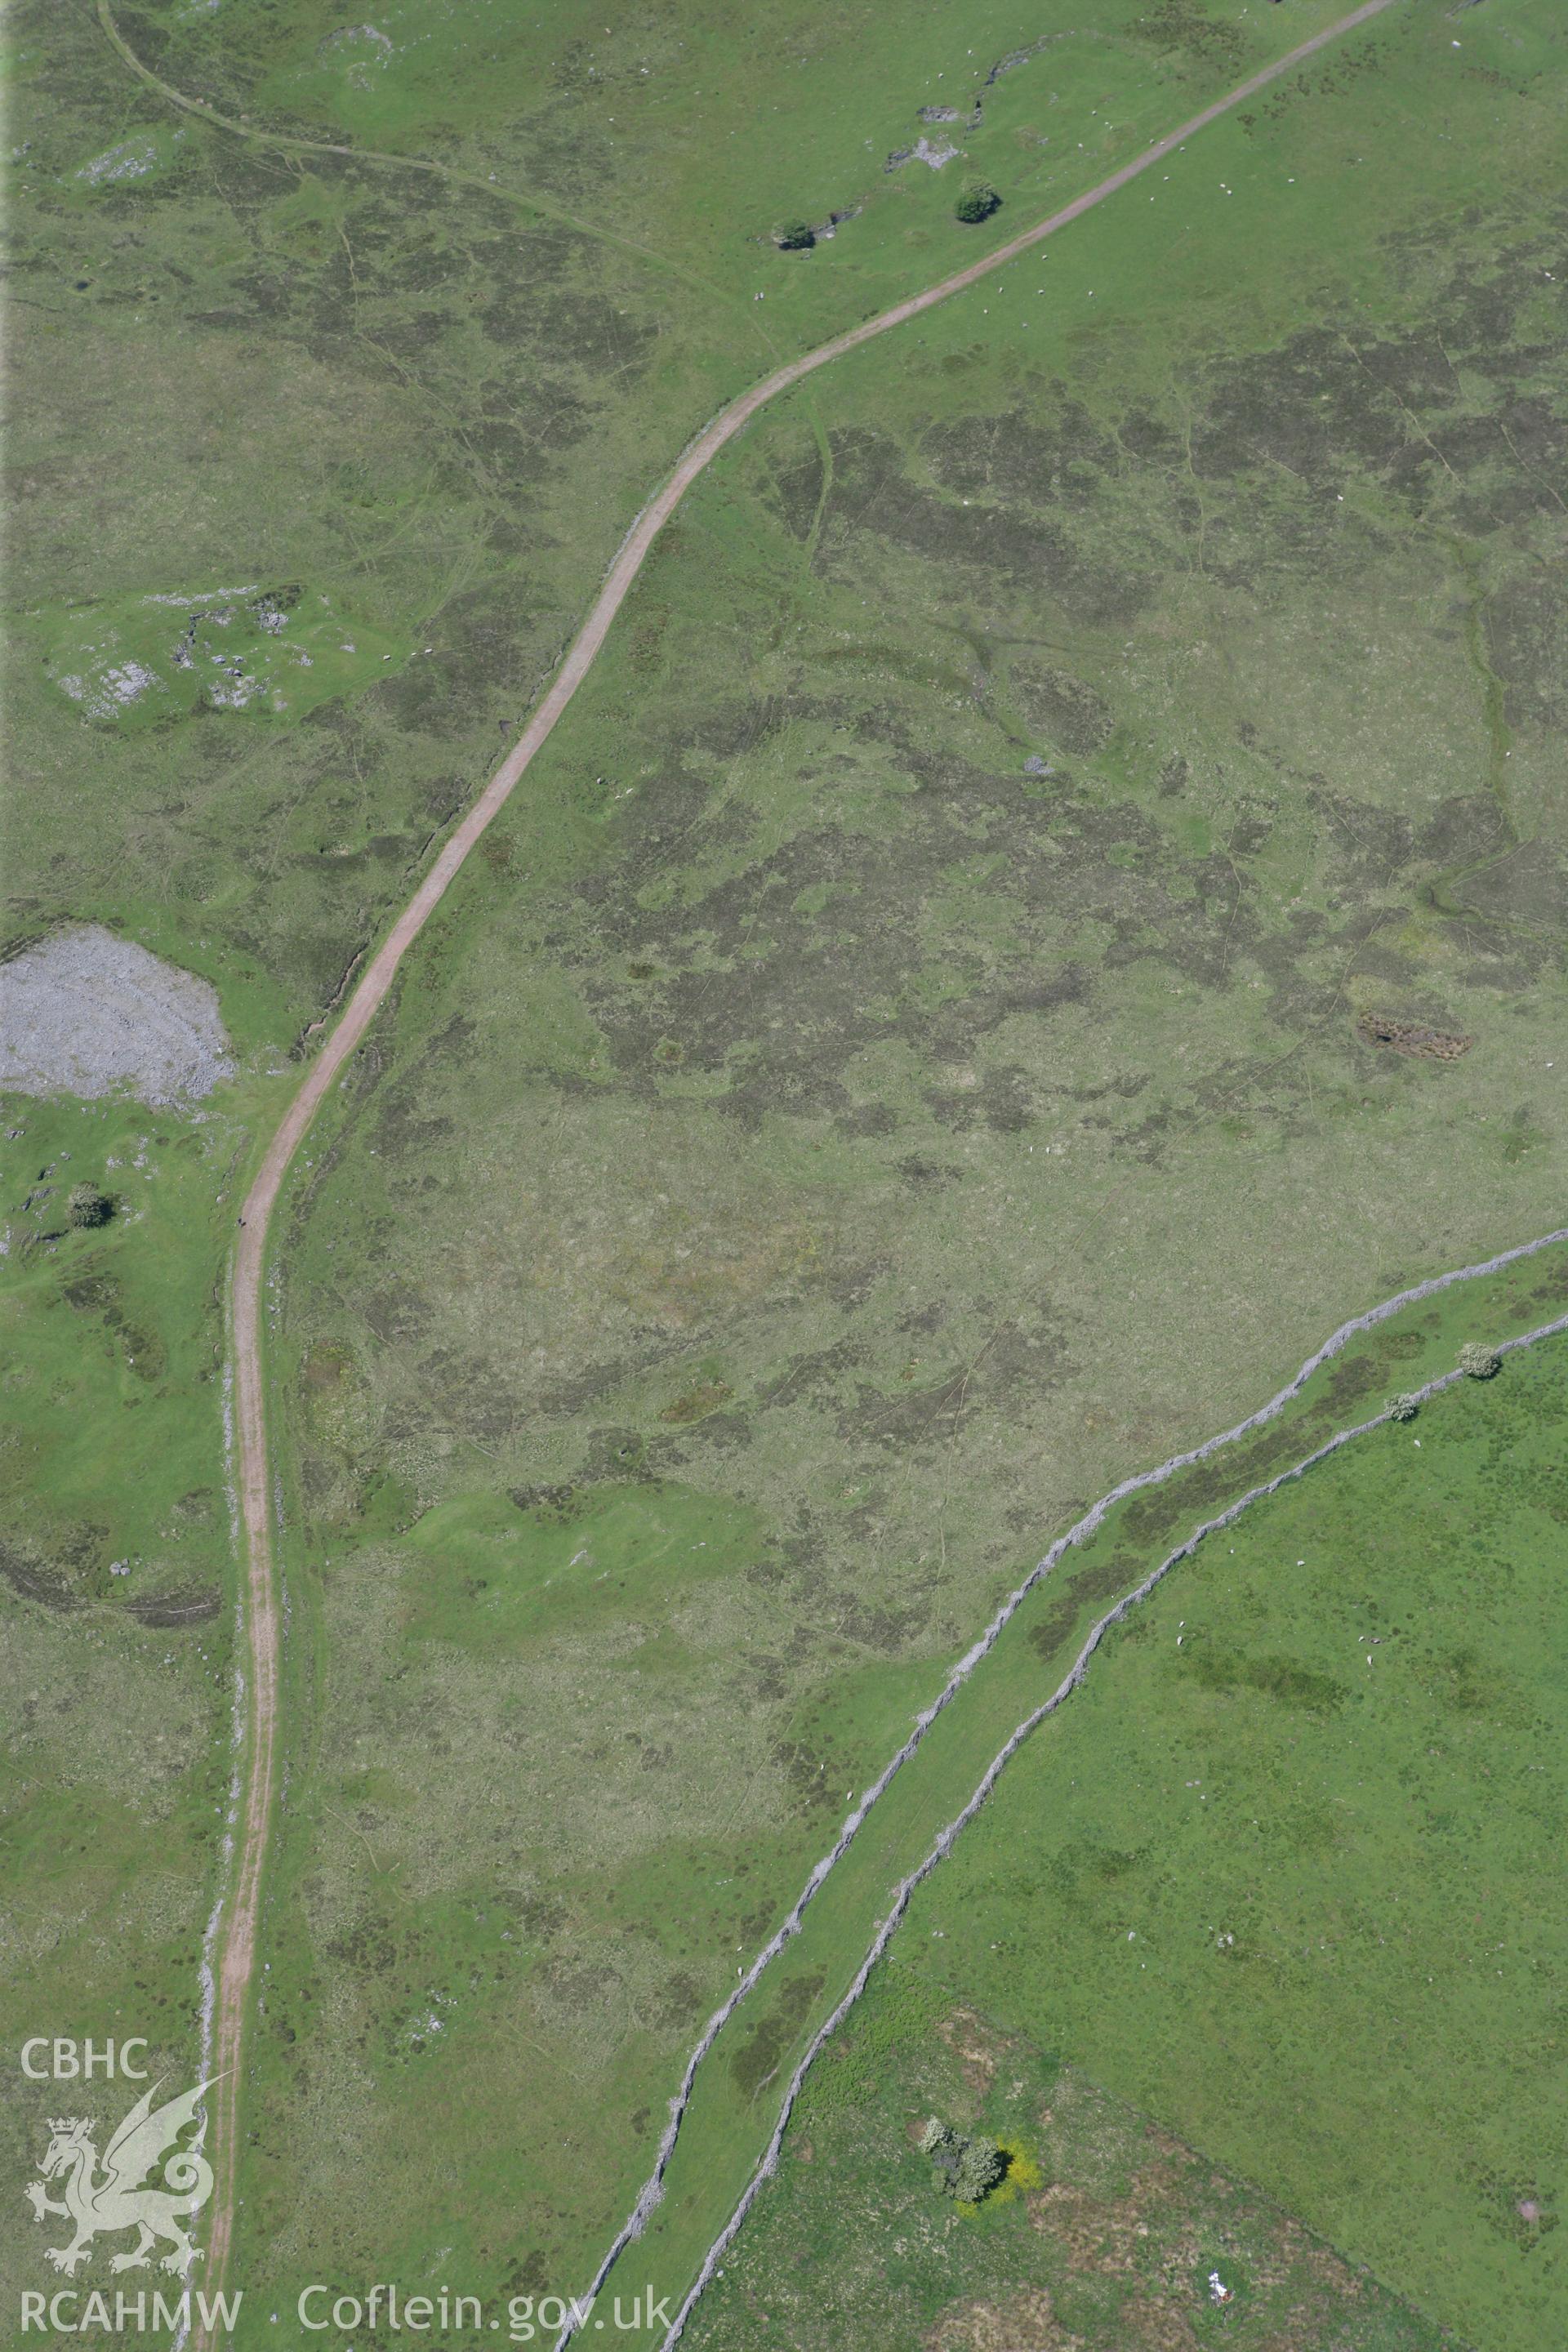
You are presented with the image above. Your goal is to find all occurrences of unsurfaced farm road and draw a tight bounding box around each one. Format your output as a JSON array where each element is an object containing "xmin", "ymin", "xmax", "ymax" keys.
[{"xmin": 200, "ymin": 0, "xmax": 1407, "ymax": 2322}]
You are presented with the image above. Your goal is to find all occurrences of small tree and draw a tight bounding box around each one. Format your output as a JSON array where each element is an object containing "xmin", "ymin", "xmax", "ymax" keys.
[
  {"xmin": 775, "ymin": 220, "xmax": 815, "ymax": 251},
  {"xmin": 1459, "ymin": 1341, "xmax": 1500, "ymax": 1380},
  {"xmin": 953, "ymin": 2134, "xmax": 1008, "ymax": 2203},
  {"xmin": 954, "ymin": 180, "xmax": 1001, "ymax": 225},
  {"xmin": 68, "ymin": 1181, "xmax": 113, "ymax": 1230},
  {"xmin": 920, "ymin": 2116, "xmax": 1008, "ymax": 2203},
  {"xmin": 922, "ymin": 2114, "xmax": 964, "ymax": 2194},
  {"xmin": 1390, "ymin": 1393, "xmax": 1420, "ymax": 1422}
]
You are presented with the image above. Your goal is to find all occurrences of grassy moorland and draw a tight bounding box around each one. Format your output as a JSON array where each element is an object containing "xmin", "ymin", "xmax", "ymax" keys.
[
  {"xmin": 9, "ymin": 0, "xmax": 1376, "ymax": 1008},
  {"xmin": 688, "ymin": 1334, "xmax": 1568, "ymax": 2352},
  {"xmin": 223, "ymin": 0, "xmax": 1568, "ymax": 2337},
  {"xmin": 9, "ymin": 0, "xmax": 1349, "ymax": 2270},
  {"xmin": 2, "ymin": 0, "xmax": 1566, "ymax": 2339}
]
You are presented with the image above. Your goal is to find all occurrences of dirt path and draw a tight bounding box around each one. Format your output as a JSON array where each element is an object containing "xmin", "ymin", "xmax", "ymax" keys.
[{"xmin": 194, "ymin": 0, "xmax": 1408, "ymax": 2322}]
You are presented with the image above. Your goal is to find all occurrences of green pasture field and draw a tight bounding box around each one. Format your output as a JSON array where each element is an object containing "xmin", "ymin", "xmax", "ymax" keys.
[
  {"xmin": 2, "ymin": 0, "xmax": 1567, "ymax": 2340},
  {"xmin": 684, "ymin": 1974, "xmax": 1452, "ymax": 2351},
  {"xmin": 604, "ymin": 1241, "xmax": 1568, "ymax": 2329},
  {"xmin": 686, "ymin": 1328, "xmax": 1568, "ymax": 2352}
]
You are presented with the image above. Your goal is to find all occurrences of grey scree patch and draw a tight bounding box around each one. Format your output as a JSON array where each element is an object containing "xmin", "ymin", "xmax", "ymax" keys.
[{"xmin": 0, "ymin": 925, "xmax": 233, "ymax": 1104}]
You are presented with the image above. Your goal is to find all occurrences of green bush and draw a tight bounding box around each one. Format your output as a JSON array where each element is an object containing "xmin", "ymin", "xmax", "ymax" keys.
[
  {"xmin": 954, "ymin": 180, "xmax": 1001, "ymax": 225},
  {"xmin": 68, "ymin": 1182, "xmax": 114, "ymax": 1230},
  {"xmin": 1459, "ymin": 1341, "xmax": 1500, "ymax": 1380},
  {"xmin": 920, "ymin": 2114, "xmax": 1008, "ymax": 2203},
  {"xmin": 953, "ymin": 2134, "xmax": 1008, "ymax": 2202},
  {"xmin": 774, "ymin": 220, "xmax": 815, "ymax": 251}
]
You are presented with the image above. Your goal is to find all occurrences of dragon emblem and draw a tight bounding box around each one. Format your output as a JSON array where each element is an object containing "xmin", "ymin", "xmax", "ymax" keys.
[{"xmin": 24, "ymin": 2077, "xmax": 219, "ymax": 2277}]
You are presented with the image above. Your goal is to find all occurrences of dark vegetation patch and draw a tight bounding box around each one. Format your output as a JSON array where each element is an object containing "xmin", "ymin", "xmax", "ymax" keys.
[
  {"xmin": 1008, "ymin": 660, "xmax": 1114, "ymax": 755},
  {"xmin": 1026, "ymin": 1593, "xmax": 1080, "ymax": 1663},
  {"xmin": 1179, "ymin": 1638, "xmax": 1347, "ymax": 1712},
  {"xmin": 646, "ymin": 1969, "xmax": 708, "ymax": 2032},
  {"xmin": 825, "ymin": 426, "xmax": 1151, "ymax": 627},
  {"xmin": 0, "ymin": 1539, "xmax": 80, "ymax": 1612},
  {"xmin": 1133, "ymin": 0, "xmax": 1248, "ymax": 76},
  {"xmin": 1418, "ymin": 790, "xmax": 1509, "ymax": 872},
  {"xmin": 564, "ymin": 708, "xmax": 1494, "ymax": 1128},
  {"xmin": 731, "ymin": 1969, "xmax": 826, "ymax": 2102},
  {"xmin": 658, "ymin": 1381, "xmax": 733, "ymax": 1424},
  {"xmin": 837, "ymin": 1317, "xmax": 1065, "ymax": 1454},
  {"xmin": 772, "ymin": 1740, "xmax": 852, "ymax": 1820},
  {"xmin": 767, "ymin": 448, "xmax": 827, "ymax": 540}
]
